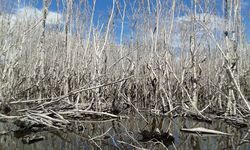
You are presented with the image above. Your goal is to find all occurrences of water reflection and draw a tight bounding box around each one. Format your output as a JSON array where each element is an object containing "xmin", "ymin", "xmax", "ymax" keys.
[{"xmin": 0, "ymin": 114, "xmax": 249, "ymax": 150}]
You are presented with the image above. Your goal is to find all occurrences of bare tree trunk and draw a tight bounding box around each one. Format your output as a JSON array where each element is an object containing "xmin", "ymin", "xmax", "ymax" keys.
[
  {"xmin": 64, "ymin": 0, "xmax": 72, "ymax": 103},
  {"xmin": 218, "ymin": 72, "xmax": 224, "ymax": 109},
  {"xmin": 37, "ymin": 0, "xmax": 49, "ymax": 100},
  {"xmin": 225, "ymin": 0, "xmax": 239, "ymax": 116},
  {"xmin": 118, "ymin": 0, "xmax": 126, "ymax": 75},
  {"xmin": 190, "ymin": 0, "xmax": 198, "ymax": 109},
  {"xmin": 163, "ymin": 0, "xmax": 176, "ymax": 111}
]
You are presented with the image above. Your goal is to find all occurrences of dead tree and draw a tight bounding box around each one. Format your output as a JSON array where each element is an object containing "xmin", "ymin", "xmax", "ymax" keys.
[
  {"xmin": 224, "ymin": 0, "xmax": 240, "ymax": 116},
  {"xmin": 190, "ymin": 0, "xmax": 198, "ymax": 109},
  {"xmin": 36, "ymin": 0, "xmax": 50, "ymax": 100}
]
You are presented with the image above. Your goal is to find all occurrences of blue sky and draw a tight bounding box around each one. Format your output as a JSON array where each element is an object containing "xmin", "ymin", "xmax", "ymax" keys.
[{"xmin": 2, "ymin": 0, "xmax": 250, "ymax": 42}]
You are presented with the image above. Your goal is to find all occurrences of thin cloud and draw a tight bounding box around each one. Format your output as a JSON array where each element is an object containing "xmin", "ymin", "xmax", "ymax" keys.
[
  {"xmin": 176, "ymin": 13, "xmax": 225, "ymax": 31},
  {"xmin": 0, "ymin": 6, "xmax": 63, "ymax": 26},
  {"xmin": 15, "ymin": 6, "xmax": 63, "ymax": 24},
  {"xmin": 169, "ymin": 13, "xmax": 227, "ymax": 50}
]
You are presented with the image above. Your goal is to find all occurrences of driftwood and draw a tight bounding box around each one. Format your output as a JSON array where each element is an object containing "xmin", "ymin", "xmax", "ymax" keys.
[
  {"xmin": 2, "ymin": 76, "xmax": 133, "ymax": 129},
  {"xmin": 2, "ymin": 76, "xmax": 134, "ymax": 130},
  {"xmin": 180, "ymin": 127, "xmax": 232, "ymax": 136}
]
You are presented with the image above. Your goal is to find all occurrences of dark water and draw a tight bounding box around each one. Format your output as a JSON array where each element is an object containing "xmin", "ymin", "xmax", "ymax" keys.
[{"xmin": 0, "ymin": 114, "xmax": 249, "ymax": 150}]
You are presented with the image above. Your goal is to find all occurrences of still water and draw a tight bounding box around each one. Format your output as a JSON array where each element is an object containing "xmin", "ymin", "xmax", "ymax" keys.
[{"xmin": 0, "ymin": 114, "xmax": 249, "ymax": 150}]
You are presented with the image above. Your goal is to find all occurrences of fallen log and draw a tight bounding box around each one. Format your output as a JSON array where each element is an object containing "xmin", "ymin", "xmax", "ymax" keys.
[{"xmin": 180, "ymin": 127, "xmax": 232, "ymax": 136}]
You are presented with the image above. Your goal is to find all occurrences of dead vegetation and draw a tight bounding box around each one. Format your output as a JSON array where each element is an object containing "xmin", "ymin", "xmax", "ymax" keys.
[{"xmin": 0, "ymin": 0, "xmax": 250, "ymax": 142}]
